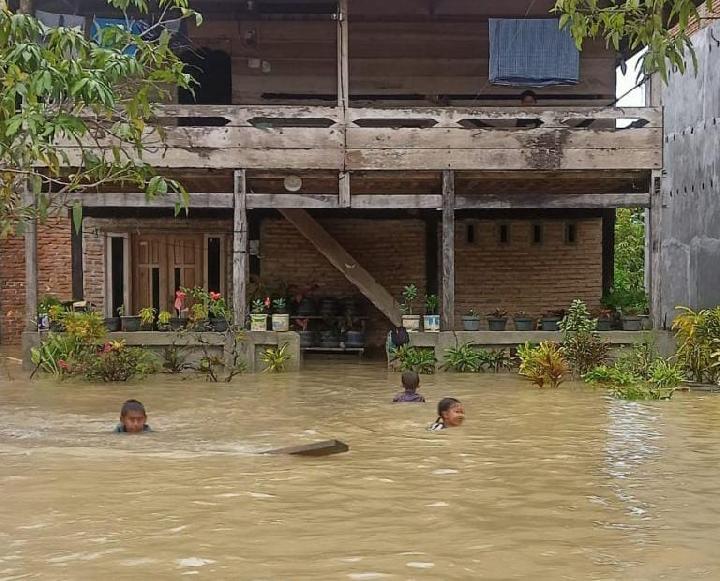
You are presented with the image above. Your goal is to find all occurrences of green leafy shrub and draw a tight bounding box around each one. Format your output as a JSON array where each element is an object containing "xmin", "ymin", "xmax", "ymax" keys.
[
  {"xmin": 517, "ymin": 341, "xmax": 569, "ymax": 388},
  {"xmin": 559, "ymin": 299, "xmax": 609, "ymax": 375},
  {"xmin": 485, "ymin": 348, "xmax": 515, "ymax": 373},
  {"xmin": 672, "ymin": 306, "xmax": 720, "ymax": 383},
  {"xmin": 391, "ymin": 345, "xmax": 436, "ymax": 374},
  {"xmin": 443, "ymin": 343, "xmax": 485, "ymax": 372},
  {"xmin": 583, "ymin": 364, "xmax": 640, "ymax": 387},
  {"xmin": 84, "ymin": 340, "xmax": 159, "ymax": 382},
  {"xmin": 261, "ymin": 343, "xmax": 292, "ymax": 373}
]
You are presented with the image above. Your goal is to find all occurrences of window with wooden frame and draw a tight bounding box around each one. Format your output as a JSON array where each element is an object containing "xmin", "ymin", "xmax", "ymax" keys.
[
  {"xmin": 105, "ymin": 233, "xmax": 130, "ymax": 317},
  {"xmin": 564, "ymin": 222, "xmax": 578, "ymax": 245}
]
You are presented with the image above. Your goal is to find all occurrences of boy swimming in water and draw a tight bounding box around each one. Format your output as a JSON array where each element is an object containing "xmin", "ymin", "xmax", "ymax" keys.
[
  {"xmin": 115, "ymin": 399, "xmax": 152, "ymax": 433},
  {"xmin": 428, "ymin": 397, "xmax": 465, "ymax": 431},
  {"xmin": 392, "ymin": 371, "xmax": 426, "ymax": 403}
]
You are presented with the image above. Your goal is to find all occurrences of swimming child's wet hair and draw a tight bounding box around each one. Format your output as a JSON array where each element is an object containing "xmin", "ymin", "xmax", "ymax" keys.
[
  {"xmin": 401, "ymin": 370, "xmax": 420, "ymax": 390},
  {"xmin": 120, "ymin": 399, "xmax": 146, "ymax": 416},
  {"xmin": 437, "ymin": 397, "xmax": 461, "ymax": 417}
]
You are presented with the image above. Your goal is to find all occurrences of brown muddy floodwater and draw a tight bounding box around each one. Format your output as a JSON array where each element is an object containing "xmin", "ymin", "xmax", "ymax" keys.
[{"xmin": 2, "ymin": 357, "xmax": 720, "ymax": 580}]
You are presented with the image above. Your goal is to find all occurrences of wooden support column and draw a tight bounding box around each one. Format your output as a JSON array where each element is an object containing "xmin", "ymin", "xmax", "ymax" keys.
[
  {"xmin": 339, "ymin": 171, "xmax": 350, "ymax": 207},
  {"xmin": 441, "ymin": 170, "xmax": 455, "ymax": 330},
  {"xmin": 280, "ymin": 209, "xmax": 402, "ymax": 326},
  {"xmin": 648, "ymin": 169, "xmax": 663, "ymax": 328},
  {"xmin": 23, "ymin": 187, "xmax": 38, "ymax": 331},
  {"xmin": 233, "ymin": 170, "xmax": 248, "ymax": 327},
  {"xmin": 336, "ymin": 0, "xmax": 349, "ymax": 110},
  {"xmin": 71, "ymin": 209, "xmax": 84, "ymax": 300}
]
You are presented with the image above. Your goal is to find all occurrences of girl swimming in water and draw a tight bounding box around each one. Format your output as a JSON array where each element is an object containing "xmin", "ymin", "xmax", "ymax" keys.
[{"xmin": 428, "ymin": 397, "xmax": 465, "ymax": 431}]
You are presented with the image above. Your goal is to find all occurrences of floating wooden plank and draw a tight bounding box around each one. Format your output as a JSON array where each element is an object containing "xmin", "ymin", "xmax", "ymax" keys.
[
  {"xmin": 279, "ymin": 209, "xmax": 402, "ymax": 326},
  {"xmin": 263, "ymin": 439, "xmax": 350, "ymax": 457}
]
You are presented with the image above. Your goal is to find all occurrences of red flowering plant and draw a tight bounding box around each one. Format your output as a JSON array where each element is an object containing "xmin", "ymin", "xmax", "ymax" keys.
[{"xmin": 208, "ymin": 291, "xmax": 231, "ymax": 322}]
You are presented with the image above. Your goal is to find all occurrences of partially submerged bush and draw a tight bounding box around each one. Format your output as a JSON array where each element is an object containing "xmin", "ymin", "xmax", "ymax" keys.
[
  {"xmin": 517, "ymin": 341, "xmax": 569, "ymax": 388},
  {"xmin": 261, "ymin": 343, "xmax": 292, "ymax": 373},
  {"xmin": 443, "ymin": 343, "xmax": 485, "ymax": 372},
  {"xmin": 84, "ymin": 340, "xmax": 159, "ymax": 382},
  {"xmin": 559, "ymin": 299, "xmax": 609, "ymax": 375},
  {"xmin": 672, "ymin": 306, "xmax": 720, "ymax": 384},
  {"xmin": 391, "ymin": 345, "xmax": 437, "ymax": 374}
]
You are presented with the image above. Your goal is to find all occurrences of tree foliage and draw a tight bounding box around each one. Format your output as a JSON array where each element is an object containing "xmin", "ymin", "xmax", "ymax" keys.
[
  {"xmin": 0, "ymin": 0, "xmax": 202, "ymax": 237},
  {"xmin": 553, "ymin": 0, "xmax": 713, "ymax": 84}
]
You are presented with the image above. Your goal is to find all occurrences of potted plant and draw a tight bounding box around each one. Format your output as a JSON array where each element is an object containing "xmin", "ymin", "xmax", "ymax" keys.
[
  {"xmin": 621, "ymin": 306, "xmax": 643, "ymax": 331},
  {"xmin": 400, "ymin": 283, "xmax": 421, "ymax": 332},
  {"xmin": 48, "ymin": 304, "xmax": 66, "ymax": 332},
  {"xmin": 157, "ymin": 310, "xmax": 172, "ymax": 332},
  {"xmin": 513, "ymin": 311, "xmax": 535, "ymax": 331},
  {"xmin": 190, "ymin": 302, "xmax": 210, "ymax": 331},
  {"xmin": 295, "ymin": 318, "xmax": 314, "ymax": 347},
  {"xmin": 487, "ymin": 308, "xmax": 508, "ymax": 331},
  {"xmin": 344, "ymin": 316, "xmax": 365, "ymax": 347},
  {"xmin": 271, "ymin": 297, "xmax": 290, "ymax": 332},
  {"xmin": 171, "ymin": 289, "xmax": 187, "ymax": 330},
  {"xmin": 250, "ymin": 297, "xmax": 269, "ymax": 331},
  {"xmin": 118, "ymin": 305, "xmax": 141, "ymax": 332},
  {"xmin": 37, "ymin": 296, "xmax": 60, "ymax": 332},
  {"xmin": 139, "ymin": 307, "xmax": 156, "ymax": 331},
  {"xmin": 423, "ymin": 294, "xmax": 440, "ymax": 332},
  {"xmin": 594, "ymin": 308, "xmax": 614, "ymax": 331},
  {"xmin": 208, "ymin": 291, "xmax": 231, "ymax": 332},
  {"xmin": 462, "ymin": 308, "xmax": 481, "ymax": 331},
  {"xmin": 540, "ymin": 310, "xmax": 564, "ymax": 331},
  {"xmin": 319, "ymin": 321, "xmax": 340, "ymax": 348}
]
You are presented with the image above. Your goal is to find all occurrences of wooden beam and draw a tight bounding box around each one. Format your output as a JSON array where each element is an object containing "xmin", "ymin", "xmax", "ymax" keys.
[
  {"xmin": 648, "ymin": 169, "xmax": 663, "ymax": 329},
  {"xmin": 350, "ymin": 194, "xmax": 442, "ymax": 208},
  {"xmin": 279, "ymin": 209, "xmax": 402, "ymax": 326},
  {"xmin": 67, "ymin": 192, "xmax": 232, "ymax": 208},
  {"xmin": 233, "ymin": 171, "xmax": 248, "ymax": 328},
  {"xmin": 23, "ymin": 187, "xmax": 37, "ymax": 331},
  {"xmin": 337, "ymin": 0, "xmax": 349, "ymax": 110},
  {"xmin": 246, "ymin": 193, "xmax": 339, "ymax": 209},
  {"xmin": 441, "ymin": 170, "xmax": 455, "ymax": 331},
  {"xmin": 339, "ymin": 171, "xmax": 351, "ymax": 207},
  {"xmin": 455, "ymin": 193, "xmax": 650, "ymax": 209}
]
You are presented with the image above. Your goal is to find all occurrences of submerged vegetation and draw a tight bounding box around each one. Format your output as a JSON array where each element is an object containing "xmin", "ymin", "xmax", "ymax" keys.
[
  {"xmin": 517, "ymin": 341, "xmax": 569, "ymax": 389},
  {"xmin": 391, "ymin": 345, "xmax": 437, "ymax": 374},
  {"xmin": 442, "ymin": 344, "xmax": 514, "ymax": 373}
]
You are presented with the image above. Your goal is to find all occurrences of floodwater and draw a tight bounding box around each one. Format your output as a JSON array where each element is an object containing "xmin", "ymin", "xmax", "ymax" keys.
[{"xmin": 2, "ymin": 357, "xmax": 720, "ymax": 580}]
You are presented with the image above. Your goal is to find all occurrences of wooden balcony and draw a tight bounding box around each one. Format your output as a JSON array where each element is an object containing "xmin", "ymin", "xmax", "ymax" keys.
[{"xmin": 82, "ymin": 104, "xmax": 661, "ymax": 172}]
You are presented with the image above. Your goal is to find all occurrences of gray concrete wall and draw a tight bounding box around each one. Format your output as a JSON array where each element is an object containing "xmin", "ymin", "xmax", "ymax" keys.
[{"xmin": 657, "ymin": 19, "xmax": 720, "ymax": 328}]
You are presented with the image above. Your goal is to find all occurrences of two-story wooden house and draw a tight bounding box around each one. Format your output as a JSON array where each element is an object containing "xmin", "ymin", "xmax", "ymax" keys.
[{"xmin": 2, "ymin": 0, "xmax": 662, "ymax": 355}]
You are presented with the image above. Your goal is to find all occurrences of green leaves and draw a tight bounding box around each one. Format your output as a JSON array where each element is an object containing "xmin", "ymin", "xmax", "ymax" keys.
[
  {"xmin": 553, "ymin": 0, "xmax": 703, "ymax": 85},
  {"xmin": 0, "ymin": 0, "xmax": 201, "ymax": 236}
]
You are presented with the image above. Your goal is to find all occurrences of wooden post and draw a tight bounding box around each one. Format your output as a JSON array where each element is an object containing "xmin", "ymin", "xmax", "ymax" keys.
[
  {"xmin": 336, "ymin": 0, "xmax": 349, "ymax": 110},
  {"xmin": 24, "ymin": 187, "xmax": 38, "ymax": 331},
  {"xmin": 441, "ymin": 170, "xmax": 455, "ymax": 330},
  {"xmin": 339, "ymin": 171, "xmax": 350, "ymax": 207},
  {"xmin": 233, "ymin": 170, "xmax": 248, "ymax": 328},
  {"xmin": 648, "ymin": 169, "xmax": 663, "ymax": 328}
]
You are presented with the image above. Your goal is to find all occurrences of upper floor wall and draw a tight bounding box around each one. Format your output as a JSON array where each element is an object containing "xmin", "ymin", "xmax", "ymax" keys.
[{"xmin": 184, "ymin": 0, "xmax": 617, "ymax": 107}]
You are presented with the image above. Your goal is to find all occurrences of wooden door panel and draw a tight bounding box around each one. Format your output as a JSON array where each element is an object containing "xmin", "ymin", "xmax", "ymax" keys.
[
  {"xmin": 167, "ymin": 235, "xmax": 204, "ymax": 310},
  {"xmin": 133, "ymin": 236, "xmax": 166, "ymax": 313}
]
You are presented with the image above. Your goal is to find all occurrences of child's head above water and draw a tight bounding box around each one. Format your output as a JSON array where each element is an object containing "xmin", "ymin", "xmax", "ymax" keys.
[
  {"xmin": 120, "ymin": 399, "xmax": 147, "ymax": 433},
  {"xmin": 401, "ymin": 370, "xmax": 420, "ymax": 392},
  {"xmin": 437, "ymin": 397, "xmax": 465, "ymax": 428}
]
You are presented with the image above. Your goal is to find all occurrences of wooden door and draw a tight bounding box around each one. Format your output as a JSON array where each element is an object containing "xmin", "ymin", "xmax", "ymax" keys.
[
  {"xmin": 166, "ymin": 235, "xmax": 204, "ymax": 311},
  {"xmin": 132, "ymin": 235, "xmax": 166, "ymax": 314}
]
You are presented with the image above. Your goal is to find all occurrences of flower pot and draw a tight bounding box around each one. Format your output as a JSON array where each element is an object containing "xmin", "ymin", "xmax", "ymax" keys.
[
  {"xmin": 596, "ymin": 318, "xmax": 612, "ymax": 331},
  {"xmin": 341, "ymin": 297, "xmax": 359, "ymax": 317},
  {"xmin": 50, "ymin": 321, "xmax": 65, "ymax": 332},
  {"xmin": 640, "ymin": 314, "xmax": 652, "ymax": 330},
  {"xmin": 622, "ymin": 316, "xmax": 643, "ymax": 331},
  {"xmin": 104, "ymin": 317, "xmax": 120, "ymax": 332},
  {"xmin": 158, "ymin": 323, "xmax": 171, "ymax": 332},
  {"xmin": 462, "ymin": 316, "xmax": 481, "ymax": 331},
  {"xmin": 210, "ymin": 318, "xmax": 229, "ymax": 332},
  {"xmin": 401, "ymin": 314, "xmax": 421, "ymax": 332},
  {"xmin": 37, "ymin": 313, "xmax": 50, "ymax": 331},
  {"xmin": 296, "ymin": 297, "xmax": 316, "ymax": 317},
  {"xmin": 423, "ymin": 314, "xmax": 440, "ymax": 332},
  {"xmin": 540, "ymin": 317, "xmax": 561, "ymax": 331},
  {"xmin": 318, "ymin": 298, "xmax": 339, "ymax": 317},
  {"xmin": 271, "ymin": 313, "xmax": 290, "ymax": 332},
  {"xmin": 298, "ymin": 330, "xmax": 314, "ymax": 347},
  {"xmin": 191, "ymin": 319, "xmax": 210, "ymax": 332},
  {"xmin": 121, "ymin": 316, "xmax": 141, "ymax": 332},
  {"xmin": 345, "ymin": 330, "xmax": 365, "ymax": 347},
  {"xmin": 170, "ymin": 317, "xmax": 185, "ymax": 331},
  {"xmin": 250, "ymin": 314, "xmax": 268, "ymax": 331},
  {"xmin": 513, "ymin": 317, "xmax": 535, "ymax": 331},
  {"xmin": 487, "ymin": 317, "xmax": 508, "ymax": 331},
  {"xmin": 319, "ymin": 330, "xmax": 339, "ymax": 348},
  {"xmin": 140, "ymin": 322, "xmax": 154, "ymax": 331}
]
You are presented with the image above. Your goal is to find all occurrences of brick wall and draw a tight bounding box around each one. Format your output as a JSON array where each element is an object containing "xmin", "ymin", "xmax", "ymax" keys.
[
  {"xmin": 260, "ymin": 217, "xmax": 427, "ymax": 349},
  {"xmin": 453, "ymin": 218, "xmax": 603, "ymax": 326},
  {"xmin": 260, "ymin": 216, "xmax": 603, "ymax": 347},
  {"xmin": 0, "ymin": 216, "xmax": 73, "ymax": 344}
]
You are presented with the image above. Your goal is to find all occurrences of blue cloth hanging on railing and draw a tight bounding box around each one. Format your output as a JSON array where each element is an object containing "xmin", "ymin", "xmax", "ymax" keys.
[
  {"xmin": 489, "ymin": 18, "xmax": 580, "ymax": 87},
  {"xmin": 92, "ymin": 17, "xmax": 144, "ymax": 55}
]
